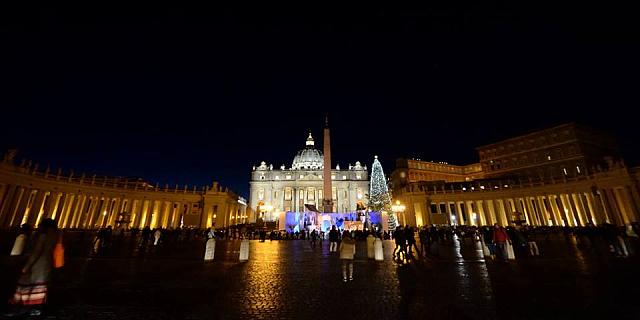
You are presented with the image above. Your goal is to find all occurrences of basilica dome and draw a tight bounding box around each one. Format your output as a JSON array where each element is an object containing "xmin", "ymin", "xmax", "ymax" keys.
[{"xmin": 291, "ymin": 132, "xmax": 324, "ymax": 170}]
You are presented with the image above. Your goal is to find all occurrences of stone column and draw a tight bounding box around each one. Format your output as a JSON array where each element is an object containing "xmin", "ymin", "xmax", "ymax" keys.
[
  {"xmin": 580, "ymin": 193, "xmax": 595, "ymax": 225},
  {"xmin": 0, "ymin": 185, "xmax": 20, "ymax": 228},
  {"xmin": 492, "ymin": 199, "xmax": 505, "ymax": 226},
  {"xmin": 464, "ymin": 201, "xmax": 474, "ymax": 226},
  {"xmin": 161, "ymin": 201, "xmax": 171, "ymax": 228},
  {"xmin": 91, "ymin": 197, "xmax": 109, "ymax": 228},
  {"xmin": 72, "ymin": 195, "xmax": 88, "ymax": 229},
  {"xmin": 168, "ymin": 202, "xmax": 179, "ymax": 228},
  {"xmin": 0, "ymin": 184, "xmax": 7, "ymax": 214},
  {"xmin": 624, "ymin": 186, "xmax": 640, "ymax": 222},
  {"xmin": 67, "ymin": 195, "xmax": 84, "ymax": 228},
  {"xmin": 133, "ymin": 199, "xmax": 146, "ymax": 228},
  {"xmin": 56, "ymin": 194, "xmax": 72, "ymax": 228},
  {"xmin": 603, "ymin": 189, "xmax": 624, "ymax": 226},
  {"xmin": 555, "ymin": 195, "xmax": 569, "ymax": 226},
  {"xmin": 566, "ymin": 194, "xmax": 582, "ymax": 227},
  {"xmin": 520, "ymin": 197, "xmax": 531, "ymax": 225},
  {"xmin": 106, "ymin": 198, "xmax": 121, "ymax": 227},
  {"xmin": 513, "ymin": 198, "xmax": 525, "ymax": 225},
  {"xmin": 129, "ymin": 199, "xmax": 140, "ymax": 228},
  {"xmin": 626, "ymin": 185, "xmax": 640, "ymax": 222},
  {"xmin": 473, "ymin": 200, "xmax": 487, "ymax": 226},
  {"xmin": 572, "ymin": 193, "xmax": 588, "ymax": 226},
  {"xmin": 443, "ymin": 201, "xmax": 452, "ymax": 226},
  {"xmin": 88, "ymin": 196, "xmax": 105, "ymax": 229},
  {"xmin": 26, "ymin": 190, "xmax": 48, "ymax": 227},
  {"xmin": 456, "ymin": 202, "xmax": 465, "ymax": 226},
  {"xmin": 52, "ymin": 193, "xmax": 66, "ymax": 221},
  {"xmin": 535, "ymin": 197, "xmax": 548, "ymax": 226},
  {"xmin": 75, "ymin": 196, "xmax": 90, "ymax": 228},
  {"xmin": 501, "ymin": 198, "xmax": 512, "ymax": 226},
  {"xmin": 531, "ymin": 197, "xmax": 543, "ymax": 226},
  {"xmin": 13, "ymin": 189, "xmax": 34, "ymax": 228},
  {"xmin": 147, "ymin": 200, "xmax": 158, "ymax": 228},
  {"xmin": 41, "ymin": 192, "xmax": 55, "ymax": 219},
  {"xmin": 480, "ymin": 200, "xmax": 491, "ymax": 226},
  {"xmin": 612, "ymin": 189, "xmax": 631, "ymax": 225}
]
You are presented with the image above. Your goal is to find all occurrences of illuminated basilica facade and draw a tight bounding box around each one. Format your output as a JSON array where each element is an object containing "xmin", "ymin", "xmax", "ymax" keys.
[{"xmin": 249, "ymin": 132, "xmax": 369, "ymax": 222}]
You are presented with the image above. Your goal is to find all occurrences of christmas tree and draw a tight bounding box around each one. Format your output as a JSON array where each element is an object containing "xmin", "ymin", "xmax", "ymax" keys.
[{"xmin": 367, "ymin": 156, "xmax": 397, "ymax": 231}]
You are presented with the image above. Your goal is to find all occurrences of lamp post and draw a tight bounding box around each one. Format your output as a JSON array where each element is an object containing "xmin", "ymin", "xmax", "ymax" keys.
[
  {"xmin": 261, "ymin": 204, "xmax": 273, "ymax": 228},
  {"xmin": 391, "ymin": 200, "xmax": 406, "ymax": 226}
]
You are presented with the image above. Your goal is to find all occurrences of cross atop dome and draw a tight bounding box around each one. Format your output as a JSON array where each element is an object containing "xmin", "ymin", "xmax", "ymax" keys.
[{"xmin": 306, "ymin": 131, "xmax": 315, "ymax": 147}]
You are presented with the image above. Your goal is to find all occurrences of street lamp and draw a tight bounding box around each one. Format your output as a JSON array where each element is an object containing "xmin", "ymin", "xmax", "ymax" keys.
[
  {"xmin": 261, "ymin": 204, "xmax": 273, "ymax": 227},
  {"xmin": 392, "ymin": 200, "xmax": 406, "ymax": 226}
]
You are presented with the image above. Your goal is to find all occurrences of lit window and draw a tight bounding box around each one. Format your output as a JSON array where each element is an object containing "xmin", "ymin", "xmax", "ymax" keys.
[
  {"xmin": 342, "ymin": 176, "xmax": 347, "ymax": 180},
  {"xmin": 563, "ymin": 168, "xmax": 568, "ymax": 175},
  {"xmin": 331, "ymin": 175, "xmax": 335, "ymax": 180},
  {"xmin": 286, "ymin": 175, "xmax": 291, "ymax": 180},
  {"xmin": 275, "ymin": 176, "xmax": 280, "ymax": 180},
  {"xmin": 576, "ymin": 166, "xmax": 581, "ymax": 174},
  {"xmin": 547, "ymin": 155, "xmax": 551, "ymax": 161},
  {"xmin": 462, "ymin": 187, "xmax": 467, "ymax": 191},
  {"xmin": 300, "ymin": 175, "xmax": 304, "ymax": 179},
  {"xmin": 356, "ymin": 175, "xmax": 361, "ymax": 179},
  {"xmin": 480, "ymin": 186, "xmax": 485, "ymax": 190}
]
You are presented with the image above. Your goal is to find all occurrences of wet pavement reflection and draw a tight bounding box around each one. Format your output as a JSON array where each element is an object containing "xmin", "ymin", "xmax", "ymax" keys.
[{"xmin": 1, "ymin": 232, "xmax": 640, "ymax": 319}]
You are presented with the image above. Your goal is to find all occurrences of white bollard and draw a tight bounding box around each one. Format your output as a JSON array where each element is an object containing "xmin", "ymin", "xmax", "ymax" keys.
[
  {"xmin": 239, "ymin": 239, "xmax": 250, "ymax": 262},
  {"xmin": 204, "ymin": 238, "xmax": 216, "ymax": 261},
  {"xmin": 367, "ymin": 235, "xmax": 375, "ymax": 259},
  {"xmin": 10, "ymin": 234, "xmax": 26, "ymax": 256},
  {"xmin": 374, "ymin": 238, "xmax": 384, "ymax": 261},
  {"xmin": 481, "ymin": 239, "xmax": 491, "ymax": 257}
]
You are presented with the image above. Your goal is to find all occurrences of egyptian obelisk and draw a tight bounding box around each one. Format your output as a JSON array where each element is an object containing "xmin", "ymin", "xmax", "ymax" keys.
[{"xmin": 322, "ymin": 115, "xmax": 334, "ymax": 213}]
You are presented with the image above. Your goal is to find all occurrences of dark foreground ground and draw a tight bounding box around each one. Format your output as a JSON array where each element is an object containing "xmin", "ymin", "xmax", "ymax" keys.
[{"xmin": 1, "ymin": 231, "xmax": 639, "ymax": 319}]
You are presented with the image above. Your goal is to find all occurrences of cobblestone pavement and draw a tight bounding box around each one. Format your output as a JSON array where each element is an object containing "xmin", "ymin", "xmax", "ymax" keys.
[{"xmin": 1, "ymin": 232, "xmax": 640, "ymax": 319}]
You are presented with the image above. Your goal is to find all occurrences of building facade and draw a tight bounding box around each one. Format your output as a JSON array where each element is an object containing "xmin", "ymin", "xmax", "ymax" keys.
[
  {"xmin": 477, "ymin": 123, "xmax": 620, "ymax": 180},
  {"xmin": 249, "ymin": 132, "xmax": 369, "ymax": 221},
  {"xmin": 392, "ymin": 124, "xmax": 640, "ymax": 228},
  {"xmin": 391, "ymin": 158, "xmax": 484, "ymax": 189},
  {"xmin": 0, "ymin": 150, "xmax": 246, "ymax": 230}
]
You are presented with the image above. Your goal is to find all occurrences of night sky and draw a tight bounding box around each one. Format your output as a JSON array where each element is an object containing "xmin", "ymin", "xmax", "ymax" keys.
[{"xmin": 1, "ymin": 3, "xmax": 638, "ymax": 197}]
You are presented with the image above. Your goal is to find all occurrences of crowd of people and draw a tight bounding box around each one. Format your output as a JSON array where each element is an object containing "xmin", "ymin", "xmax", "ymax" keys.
[{"xmin": 4, "ymin": 218, "xmax": 640, "ymax": 316}]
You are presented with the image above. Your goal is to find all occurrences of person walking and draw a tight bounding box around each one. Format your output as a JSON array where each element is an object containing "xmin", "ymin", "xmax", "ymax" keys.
[
  {"xmin": 329, "ymin": 226, "xmax": 339, "ymax": 252},
  {"xmin": 393, "ymin": 226, "xmax": 406, "ymax": 261},
  {"xmin": 492, "ymin": 223, "xmax": 511, "ymax": 261},
  {"xmin": 5, "ymin": 218, "xmax": 60, "ymax": 317},
  {"xmin": 339, "ymin": 230, "xmax": 356, "ymax": 282},
  {"xmin": 310, "ymin": 229, "xmax": 318, "ymax": 249},
  {"xmin": 482, "ymin": 226, "xmax": 496, "ymax": 260},
  {"xmin": 405, "ymin": 226, "xmax": 416, "ymax": 258},
  {"xmin": 523, "ymin": 226, "xmax": 540, "ymax": 256},
  {"xmin": 418, "ymin": 226, "xmax": 428, "ymax": 257}
]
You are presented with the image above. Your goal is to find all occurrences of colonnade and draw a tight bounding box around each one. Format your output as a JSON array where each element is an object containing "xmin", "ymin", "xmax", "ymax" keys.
[
  {"xmin": 395, "ymin": 167, "xmax": 640, "ymax": 227},
  {"xmin": 0, "ymin": 160, "xmax": 244, "ymax": 230}
]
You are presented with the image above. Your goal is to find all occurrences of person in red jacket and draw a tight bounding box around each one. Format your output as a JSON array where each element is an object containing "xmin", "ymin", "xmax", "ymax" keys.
[{"xmin": 492, "ymin": 223, "xmax": 511, "ymax": 261}]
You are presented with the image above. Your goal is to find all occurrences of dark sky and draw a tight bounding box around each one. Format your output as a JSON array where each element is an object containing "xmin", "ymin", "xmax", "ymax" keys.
[{"xmin": 1, "ymin": 3, "xmax": 639, "ymax": 197}]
